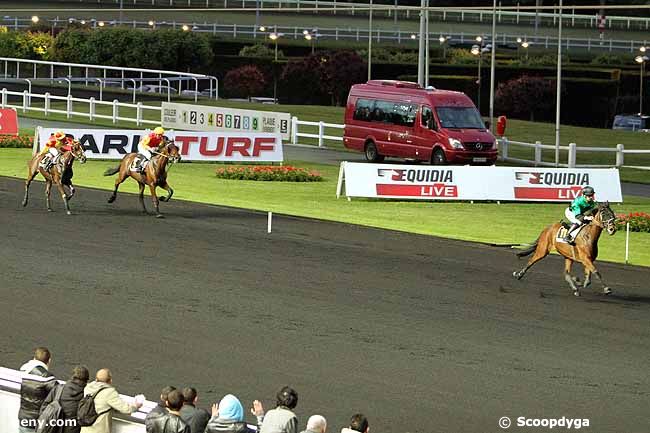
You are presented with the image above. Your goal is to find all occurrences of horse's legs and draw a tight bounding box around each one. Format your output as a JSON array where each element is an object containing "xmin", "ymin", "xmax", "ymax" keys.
[
  {"xmin": 583, "ymin": 268, "xmax": 592, "ymax": 289},
  {"xmin": 564, "ymin": 259, "xmax": 581, "ymax": 297},
  {"xmin": 513, "ymin": 247, "xmax": 549, "ymax": 280},
  {"xmin": 138, "ymin": 182, "xmax": 147, "ymax": 214},
  {"xmin": 582, "ymin": 260, "xmax": 611, "ymax": 295},
  {"xmin": 55, "ymin": 181, "xmax": 71, "ymax": 215},
  {"xmin": 45, "ymin": 180, "xmax": 53, "ymax": 212},
  {"xmin": 149, "ymin": 184, "xmax": 163, "ymax": 218},
  {"xmin": 22, "ymin": 164, "xmax": 39, "ymax": 207},
  {"xmin": 108, "ymin": 169, "xmax": 128, "ymax": 204},
  {"xmin": 158, "ymin": 181, "xmax": 173, "ymax": 202}
]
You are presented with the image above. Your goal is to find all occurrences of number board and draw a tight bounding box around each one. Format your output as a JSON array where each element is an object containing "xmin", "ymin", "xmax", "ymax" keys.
[{"xmin": 162, "ymin": 102, "xmax": 291, "ymax": 140}]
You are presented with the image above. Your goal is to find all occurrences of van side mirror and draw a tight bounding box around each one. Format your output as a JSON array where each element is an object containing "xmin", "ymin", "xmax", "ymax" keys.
[{"xmin": 484, "ymin": 120, "xmax": 490, "ymax": 130}]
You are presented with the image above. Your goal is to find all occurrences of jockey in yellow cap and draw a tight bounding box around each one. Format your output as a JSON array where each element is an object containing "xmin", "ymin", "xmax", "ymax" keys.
[
  {"xmin": 40, "ymin": 131, "xmax": 71, "ymax": 171},
  {"xmin": 135, "ymin": 127, "xmax": 165, "ymax": 172}
]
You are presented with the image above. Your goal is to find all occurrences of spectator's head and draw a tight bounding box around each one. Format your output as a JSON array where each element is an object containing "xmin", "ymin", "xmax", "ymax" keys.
[
  {"xmin": 96, "ymin": 369, "xmax": 112, "ymax": 384},
  {"xmin": 349, "ymin": 414, "xmax": 369, "ymax": 433},
  {"xmin": 218, "ymin": 394, "xmax": 244, "ymax": 422},
  {"xmin": 71, "ymin": 366, "xmax": 89, "ymax": 384},
  {"xmin": 34, "ymin": 347, "xmax": 51, "ymax": 365},
  {"xmin": 276, "ymin": 386, "xmax": 298, "ymax": 409},
  {"xmin": 182, "ymin": 387, "xmax": 198, "ymax": 406},
  {"xmin": 307, "ymin": 415, "xmax": 327, "ymax": 433},
  {"xmin": 165, "ymin": 389, "xmax": 184, "ymax": 412},
  {"xmin": 159, "ymin": 386, "xmax": 177, "ymax": 405}
]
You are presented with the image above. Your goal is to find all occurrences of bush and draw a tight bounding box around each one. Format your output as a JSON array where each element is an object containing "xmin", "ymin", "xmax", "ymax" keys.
[
  {"xmin": 320, "ymin": 50, "xmax": 366, "ymax": 106},
  {"xmin": 448, "ymin": 48, "xmax": 477, "ymax": 65},
  {"xmin": 15, "ymin": 31, "xmax": 54, "ymax": 60},
  {"xmin": 495, "ymin": 75, "xmax": 556, "ymax": 121},
  {"xmin": 616, "ymin": 212, "xmax": 650, "ymax": 233},
  {"xmin": 239, "ymin": 43, "xmax": 282, "ymax": 58},
  {"xmin": 0, "ymin": 134, "xmax": 34, "ymax": 148},
  {"xmin": 215, "ymin": 165, "xmax": 323, "ymax": 182},
  {"xmin": 223, "ymin": 65, "xmax": 267, "ymax": 99},
  {"xmin": 592, "ymin": 53, "xmax": 625, "ymax": 66},
  {"xmin": 280, "ymin": 55, "xmax": 329, "ymax": 105}
]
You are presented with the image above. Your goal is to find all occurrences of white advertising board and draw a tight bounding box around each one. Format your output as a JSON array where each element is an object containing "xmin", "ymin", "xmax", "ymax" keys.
[
  {"xmin": 37, "ymin": 128, "xmax": 283, "ymax": 162},
  {"xmin": 161, "ymin": 102, "xmax": 291, "ymax": 140},
  {"xmin": 338, "ymin": 162, "xmax": 623, "ymax": 202}
]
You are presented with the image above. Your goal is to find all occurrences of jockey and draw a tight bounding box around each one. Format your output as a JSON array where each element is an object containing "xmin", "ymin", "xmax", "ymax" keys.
[
  {"xmin": 136, "ymin": 126, "xmax": 165, "ymax": 171},
  {"xmin": 562, "ymin": 186, "xmax": 597, "ymax": 244},
  {"xmin": 40, "ymin": 131, "xmax": 72, "ymax": 170}
]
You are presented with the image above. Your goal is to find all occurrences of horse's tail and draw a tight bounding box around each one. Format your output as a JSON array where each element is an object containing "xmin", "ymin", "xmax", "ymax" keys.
[
  {"xmin": 103, "ymin": 166, "xmax": 120, "ymax": 176},
  {"xmin": 516, "ymin": 237, "xmax": 539, "ymax": 258}
]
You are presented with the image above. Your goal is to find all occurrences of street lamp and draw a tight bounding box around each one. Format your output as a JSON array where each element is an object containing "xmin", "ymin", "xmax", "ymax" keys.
[
  {"xmin": 31, "ymin": 15, "xmax": 39, "ymax": 24},
  {"xmin": 148, "ymin": 20, "xmax": 155, "ymax": 29},
  {"xmin": 635, "ymin": 55, "xmax": 648, "ymax": 115},
  {"xmin": 304, "ymin": 29, "xmax": 319, "ymax": 54},
  {"xmin": 410, "ymin": 34, "xmax": 417, "ymax": 40},
  {"xmin": 521, "ymin": 40, "xmax": 530, "ymax": 60},
  {"xmin": 182, "ymin": 24, "xmax": 189, "ymax": 32},
  {"xmin": 98, "ymin": 21, "xmax": 105, "ymax": 27},
  {"xmin": 471, "ymin": 40, "xmax": 491, "ymax": 115},
  {"xmin": 438, "ymin": 35, "xmax": 450, "ymax": 60},
  {"xmin": 269, "ymin": 31, "xmax": 283, "ymax": 103}
]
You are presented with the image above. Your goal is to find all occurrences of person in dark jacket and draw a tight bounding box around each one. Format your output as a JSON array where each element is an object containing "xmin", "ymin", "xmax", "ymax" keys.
[
  {"xmin": 145, "ymin": 385, "xmax": 177, "ymax": 429},
  {"xmin": 41, "ymin": 366, "xmax": 89, "ymax": 433},
  {"xmin": 178, "ymin": 387, "xmax": 210, "ymax": 433},
  {"xmin": 146, "ymin": 389, "xmax": 190, "ymax": 433},
  {"xmin": 18, "ymin": 347, "xmax": 57, "ymax": 433},
  {"xmin": 205, "ymin": 394, "xmax": 264, "ymax": 433}
]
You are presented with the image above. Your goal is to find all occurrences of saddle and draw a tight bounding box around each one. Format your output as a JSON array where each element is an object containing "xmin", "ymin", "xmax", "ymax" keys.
[
  {"xmin": 40, "ymin": 154, "xmax": 62, "ymax": 172},
  {"xmin": 556, "ymin": 221, "xmax": 586, "ymax": 244},
  {"xmin": 130, "ymin": 154, "xmax": 148, "ymax": 173}
]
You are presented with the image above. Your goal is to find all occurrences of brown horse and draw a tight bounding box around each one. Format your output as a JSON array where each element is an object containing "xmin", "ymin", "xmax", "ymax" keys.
[
  {"xmin": 103, "ymin": 139, "xmax": 181, "ymax": 218},
  {"xmin": 22, "ymin": 140, "xmax": 87, "ymax": 215},
  {"xmin": 513, "ymin": 202, "xmax": 617, "ymax": 297}
]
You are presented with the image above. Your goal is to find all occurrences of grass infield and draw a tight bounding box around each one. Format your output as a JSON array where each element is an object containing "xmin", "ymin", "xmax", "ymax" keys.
[{"xmin": 2, "ymin": 147, "xmax": 649, "ymax": 267}]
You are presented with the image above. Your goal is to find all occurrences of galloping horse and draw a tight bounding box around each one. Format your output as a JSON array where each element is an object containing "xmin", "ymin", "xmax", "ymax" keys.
[
  {"xmin": 103, "ymin": 139, "xmax": 181, "ymax": 218},
  {"xmin": 22, "ymin": 140, "xmax": 87, "ymax": 215},
  {"xmin": 513, "ymin": 202, "xmax": 617, "ymax": 297}
]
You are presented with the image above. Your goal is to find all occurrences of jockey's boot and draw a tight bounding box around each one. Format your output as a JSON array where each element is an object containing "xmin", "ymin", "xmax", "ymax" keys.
[{"xmin": 563, "ymin": 223, "xmax": 580, "ymax": 244}]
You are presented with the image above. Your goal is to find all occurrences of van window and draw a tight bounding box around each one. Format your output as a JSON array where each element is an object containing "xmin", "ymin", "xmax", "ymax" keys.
[
  {"xmin": 353, "ymin": 99, "xmax": 373, "ymax": 121},
  {"xmin": 371, "ymin": 100, "xmax": 393, "ymax": 122},
  {"xmin": 393, "ymin": 103, "xmax": 417, "ymax": 127},
  {"xmin": 421, "ymin": 106, "xmax": 433, "ymax": 128},
  {"xmin": 436, "ymin": 107, "xmax": 484, "ymax": 129}
]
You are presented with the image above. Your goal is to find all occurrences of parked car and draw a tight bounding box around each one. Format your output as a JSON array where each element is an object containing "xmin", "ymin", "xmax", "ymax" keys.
[
  {"xmin": 147, "ymin": 85, "xmax": 178, "ymax": 94},
  {"xmin": 612, "ymin": 114, "xmax": 650, "ymax": 132},
  {"xmin": 343, "ymin": 80, "xmax": 497, "ymax": 165}
]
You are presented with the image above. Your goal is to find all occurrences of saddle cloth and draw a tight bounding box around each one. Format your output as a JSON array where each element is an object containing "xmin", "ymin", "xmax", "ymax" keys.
[
  {"xmin": 130, "ymin": 155, "xmax": 147, "ymax": 172},
  {"xmin": 556, "ymin": 223, "xmax": 586, "ymax": 244}
]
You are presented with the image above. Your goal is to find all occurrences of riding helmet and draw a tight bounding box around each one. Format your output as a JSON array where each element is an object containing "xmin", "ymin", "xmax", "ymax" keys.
[{"xmin": 582, "ymin": 186, "xmax": 595, "ymax": 196}]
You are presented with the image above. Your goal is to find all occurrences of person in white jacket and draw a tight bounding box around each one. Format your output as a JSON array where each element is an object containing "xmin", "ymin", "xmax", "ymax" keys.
[{"xmin": 80, "ymin": 369, "xmax": 143, "ymax": 433}]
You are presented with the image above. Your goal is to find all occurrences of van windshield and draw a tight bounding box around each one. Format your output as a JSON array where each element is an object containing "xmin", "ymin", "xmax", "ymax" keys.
[{"xmin": 436, "ymin": 107, "xmax": 484, "ymax": 129}]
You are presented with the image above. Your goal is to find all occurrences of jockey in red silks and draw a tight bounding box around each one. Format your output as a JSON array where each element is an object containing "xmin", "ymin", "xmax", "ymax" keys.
[
  {"xmin": 40, "ymin": 131, "xmax": 73, "ymax": 170},
  {"xmin": 135, "ymin": 126, "xmax": 165, "ymax": 171}
]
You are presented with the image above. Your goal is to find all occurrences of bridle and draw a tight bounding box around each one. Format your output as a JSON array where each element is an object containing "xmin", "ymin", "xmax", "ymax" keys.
[{"xmin": 593, "ymin": 204, "xmax": 616, "ymax": 234}]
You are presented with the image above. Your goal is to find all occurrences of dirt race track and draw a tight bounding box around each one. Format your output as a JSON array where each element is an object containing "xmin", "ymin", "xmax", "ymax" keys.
[{"xmin": 1, "ymin": 176, "xmax": 649, "ymax": 433}]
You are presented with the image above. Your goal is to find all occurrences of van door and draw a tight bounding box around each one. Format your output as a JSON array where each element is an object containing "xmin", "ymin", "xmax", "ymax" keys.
[
  {"xmin": 415, "ymin": 105, "xmax": 443, "ymax": 162},
  {"xmin": 386, "ymin": 102, "xmax": 417, "ymax": 158}
]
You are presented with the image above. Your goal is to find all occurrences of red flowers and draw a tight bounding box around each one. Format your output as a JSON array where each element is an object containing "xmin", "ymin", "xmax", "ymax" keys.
[
  {"xmin": 615, "ymin": 212, "xmax": 650, "ymax": 233},
  {"xmin": 215, "ymin": 165, "xmax": 322, "ymax": 182},
  {"xmin": 0, "ymin": 134, "xmax": 33, "ymax": 148}
]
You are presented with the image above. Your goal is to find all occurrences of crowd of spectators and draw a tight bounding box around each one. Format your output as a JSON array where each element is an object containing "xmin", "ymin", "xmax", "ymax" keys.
[{"xmin": 15, "ymin": 347, "xmax": 371, "ymax": 433}]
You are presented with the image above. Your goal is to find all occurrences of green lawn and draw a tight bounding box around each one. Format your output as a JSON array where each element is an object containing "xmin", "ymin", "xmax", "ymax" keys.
[{"xmin": 2, "ymin": 147, "xmax": 649, "ymax": 266}]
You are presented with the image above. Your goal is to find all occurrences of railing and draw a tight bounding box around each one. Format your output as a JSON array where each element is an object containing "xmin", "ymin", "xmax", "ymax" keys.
[
  {"xmin": 291, "ymin": 116, "xmax": 343, "ymax": 147},
  {"xmin": 1, "ymin": 88, "xmax": 161, "ymax": 126},
  {"xmin": 498, "ymin": 137, "xmax": 650, "ymax": 170}
]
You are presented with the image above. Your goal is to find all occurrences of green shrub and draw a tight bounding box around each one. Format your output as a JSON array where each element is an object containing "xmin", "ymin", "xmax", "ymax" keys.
[
  {"xmin": 239, "ymin": 43, "xmax": 283, "ymax": 58},
  {"xmin": 616, "ymin": 212, "xmax": 650, "ymax": 233},
  {"xmin": 448, "ymin": 48, "xmax": 477, "ymax": 65},
  {"xmin": 0, "ymin": 134, "xmax": 34, "ymax": 148},
  {"xmin": 223, "ymin": 65, "xmax": 267, "ymax": 99},
  {"xmin": 215, "ymin": 165, "xmax": 323, "ymax": 182},
  {"xmin": 591, "ymin": 53, "xmax": 625, "ymax": 66}
]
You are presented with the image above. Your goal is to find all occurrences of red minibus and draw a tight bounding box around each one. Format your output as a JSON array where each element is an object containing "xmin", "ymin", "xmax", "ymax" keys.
[{"xmin": 343, "ymin": 80, "xmax": 498, "ymax": 165}]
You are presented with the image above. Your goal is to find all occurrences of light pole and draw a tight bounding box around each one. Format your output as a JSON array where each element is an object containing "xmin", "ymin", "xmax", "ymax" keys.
[
  {"xmin": 521, "ymin": 40, "xmax": 530, "ymax": 61},
  {"xmin": 635, "ymin": 54, "xmax": 648, "ymax": 115},
  {"xmin": 471, "ymin": 36, "xmax": 487, "ymax": 114},
  {"xmin": 270, "ymin": 31, "xmax": 282, "ymax": 103},
  {"xmin": 417, "ymin": 0, "xmax": 426, "ymax": 86},
  {"xmin": 439, "ymin": 35, "xmax": 450, "ymax": 61},
  {"xmin": 489, "ymin": 0, "xmax": 497, "ymax": 131},
  {"xmin": 368, "ymin": 0, "xmax": 373, "ymax": 81},
  {"xmin": 555, "ymin": 0, "xmax": 563, "ymax": 167},
  {"xmin": 424, "ymin": 0, "xmax": 429, "ymax": 88}
]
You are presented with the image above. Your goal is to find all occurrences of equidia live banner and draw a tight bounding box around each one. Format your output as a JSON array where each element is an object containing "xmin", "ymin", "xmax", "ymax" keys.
[
  {"xmin": 37, "ymin": 128, "xmax": 283, "ymax": 162},
  {"xmin": 337, "ymin": 162, "xmax": 623, "ymax": 202}
]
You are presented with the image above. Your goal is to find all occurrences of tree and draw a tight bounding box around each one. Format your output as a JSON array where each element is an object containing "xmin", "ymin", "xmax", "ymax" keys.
[
  {"xmin": 223, "ymin": 65, "xmax": 267, "ymax": 99},
  {"xmin": 279, "ymin": 54, "xmax": 329, "ymax": 105},
  {"xmin": 495, "ymin": 75, "xmax": 555, "ymax": 121},
  {"xmin": 319, "ymin": 50, "xmax": 366, "ymax": 106}
]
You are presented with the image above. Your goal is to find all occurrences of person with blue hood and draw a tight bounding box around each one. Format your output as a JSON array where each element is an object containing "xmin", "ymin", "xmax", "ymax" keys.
[{"xmin": 205, "ymin": 394, "xmax": 265, "ymax": 433}]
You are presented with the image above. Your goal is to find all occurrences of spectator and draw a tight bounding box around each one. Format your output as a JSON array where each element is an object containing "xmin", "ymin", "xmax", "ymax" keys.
[
  {"xmin": 146, "ymin": 385, "xmax": 177, "ymax": 429},
  {"xmin": 205, "ymin": 394, "xmax": 264, "ymax": 433},
  {"xmin": 80, "ymin": 368, "xmax": 143, "ymax": 433},
  {"xmin": 300, "ymin": 415, "xmax": 327, "ymax": 433},
  {"xmin": 41, "ymin": 365, "xmax": 89, "ymax": 433},
  {"xmin": 179, "ymin": 387, "xmax": 210, "ymax": 433},
  {"xmin": 18, "ymin": 347, "xmax": 57, "ymax": 433},
  {"xmin": 340, "ymin": 414, "xmax": 369, "ymax": 433},
  {"xmin": 146, "ymin": 389, "xmax": 190, "ymax": 433},
  {"xmin": 258, "ymin": 386, "xmax": 298, "ymax": 433}
]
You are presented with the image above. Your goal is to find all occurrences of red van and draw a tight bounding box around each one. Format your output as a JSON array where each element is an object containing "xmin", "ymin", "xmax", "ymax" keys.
[{"xmin": 343, "ymin": 80, "xmax": 497, "ymax": 165}]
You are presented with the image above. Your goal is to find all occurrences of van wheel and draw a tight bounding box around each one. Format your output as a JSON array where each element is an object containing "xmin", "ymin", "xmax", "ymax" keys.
[
  {"xmin": 431, "ymin": 148, "xmax": 447, "ymax": 165},
  {"xmin": 365, "ymin": 142, "xmax": 384, "ymax": 163}
]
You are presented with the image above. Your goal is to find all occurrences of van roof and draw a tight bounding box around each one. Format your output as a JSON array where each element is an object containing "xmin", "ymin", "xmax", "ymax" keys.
[{"xmin": 350, "ymin": 80, "xmax": 474, "ymax": 107}]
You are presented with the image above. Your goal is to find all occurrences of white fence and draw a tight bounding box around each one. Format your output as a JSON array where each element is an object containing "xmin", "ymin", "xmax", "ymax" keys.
[
  {"xmin": 498, "ymin": 137, "xmax": 650, "ymax": 170},
  {"xmin": 290, "ymin": 116, "xmax": 343, "ymax": 147}
]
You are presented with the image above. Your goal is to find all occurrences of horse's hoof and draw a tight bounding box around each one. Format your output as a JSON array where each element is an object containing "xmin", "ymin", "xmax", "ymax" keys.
[
  {"xmin": 21, "ymin": 201, "xmax": 27, "ymax": 207},
  {"xmin": 107, "ymin": 197, "xmax": 115, "ymax": 203},
  {"xmin": 573, "ymin": 290, "xmax": 581, "ymax": 297},
  {"xmin": 513, "ymin": 271, "xmax": 523, "ymax": 280},
  {"xmin": 47, "ymin": 208, "xmax": 53, "ymax": 212},
  {"xmin": 603, "ymin": 287, "xmax": 612, "ymax": 295},
  {"xmin": 572, "ymin": 276, "xmax": 582, "ymax": 284},
  {"xmin": 160, "ymin": 196, "xmax": 168, "ymax": 202},
  {"xmin": 66, "ymin": 211, "xmax": 72, "ymax": 216},
  {"xmin": 155, "ymin": 214, "xmax": 165, "ymax": 219}
]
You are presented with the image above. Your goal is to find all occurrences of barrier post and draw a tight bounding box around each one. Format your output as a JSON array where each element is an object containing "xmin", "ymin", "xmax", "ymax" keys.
[
  {"xmin": 291, "ymin": 116, "xmax": 298, "ymax": 145},
  {"xmin": 1, "ymin": 88, "xmax": 6, "ymax": 108},
  {"xmin": 500, "ymin": 137, "xmax": 509, "ymax": 161},
  {"xmin": 66, "ymin": 94, "xmax": 73, "ymax": 119},
  {"xmin": 625, "ymin": 221, "xmax": 630, "ymax": 264},
  {"xmin": 44, "ymin": 92, "xmax": 50, "ymax": 116},
  {"xmin": 22, "ymin": 90, "xmax": 28, "ymax": 113},
  {"xmin": 89, "ymin": 97, "xmax": 95, "ymax": 122},
  {"xmin": 616, "ymin": 143, "xmax": 624, "ymax": 167},
  {"xmin": 112, "ymin": 99, "xmax": 119, "ymax": 124},
  {"xmin": 136, "ymin": 102, "xmax": 143, "ymax": 126},
  {"xmin": 534, "ymin": 141, "xmax": 542, "ymax": 165},
  {"xmin": 318, "ymin": 121, "xmax": 324, "ymax": 147},
  {"xmin": 568, "ymin": 142, "xmax": 577, "ymax": 167}
]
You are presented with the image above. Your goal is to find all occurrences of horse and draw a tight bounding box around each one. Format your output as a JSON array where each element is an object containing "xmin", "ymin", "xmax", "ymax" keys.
[
  {"xmin": 103, "ymin": 139, "xmax": 181, "ymax": 218},
  {"xmin": 22, "ymin": 140, "xmax": 87, "ymax": 215},
  {"xmin": 513, "ymin": 202, "xmax": 617, "ymax": 297}
]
